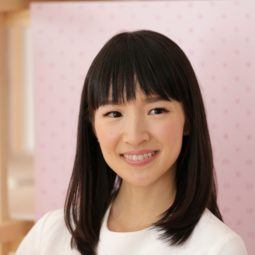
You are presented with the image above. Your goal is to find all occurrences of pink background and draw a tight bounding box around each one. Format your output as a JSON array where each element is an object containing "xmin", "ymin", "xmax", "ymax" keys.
[{"xmin": 31, "ymin": 1, "xmax": 255, "ymax": 253}]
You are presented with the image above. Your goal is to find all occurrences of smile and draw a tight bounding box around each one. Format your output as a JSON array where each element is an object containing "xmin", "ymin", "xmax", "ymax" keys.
[{"xmin": 120, "ymin": 151, "xmax": 159, "ymax": 166}]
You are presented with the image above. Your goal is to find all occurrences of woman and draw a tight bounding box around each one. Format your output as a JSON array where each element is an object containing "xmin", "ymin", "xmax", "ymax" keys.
[{"xmin": 16, "ymin": 30, "xmax": 248, "ymax": 255}]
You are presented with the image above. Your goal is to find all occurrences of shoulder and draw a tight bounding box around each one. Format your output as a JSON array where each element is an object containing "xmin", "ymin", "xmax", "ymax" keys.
[
  {"xmin": 30, "ymin": 208, "xmax": 66, "ymax": 238},
  {"xmin": 39, "ymin": 208, "xmax": 66, "ymax": 233},
  {"xmin": 16, "ymin": 208, "xmax": 72, "ymax": 255},
  {"xmin": 185, "ymin": 208, "xmax": 248, "ymax": 255}
]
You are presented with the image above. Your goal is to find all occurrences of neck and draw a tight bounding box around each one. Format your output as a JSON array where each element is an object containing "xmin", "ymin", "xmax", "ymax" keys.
[{"xmin": 108, "ymin": 166, "xmax": 176, "ymax": 231}]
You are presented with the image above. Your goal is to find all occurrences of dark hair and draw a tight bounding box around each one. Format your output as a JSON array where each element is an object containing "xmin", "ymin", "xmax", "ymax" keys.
[{"xmin": 64, "ymin": 29, "xmax": 223, "ymax": 255}]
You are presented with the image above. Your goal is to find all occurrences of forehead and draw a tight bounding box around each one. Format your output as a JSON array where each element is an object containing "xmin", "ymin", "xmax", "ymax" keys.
[
  {"xmin": 106, "ymin": 85, "xmax": 170, "ymax": 104},
  {"xmin": 106, "ymin": 95, "xmax": 168, "ymax": 107}
]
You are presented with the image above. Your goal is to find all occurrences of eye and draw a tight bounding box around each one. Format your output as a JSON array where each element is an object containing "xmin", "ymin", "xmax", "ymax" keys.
[
  {"xmin": 103, "ymin": 111, "xmax": 121, "ymax": 118},
  {"xmin": 149, "ymin": 108, "xmax": 169, "ymax": 115},
  {"xmin": 103, "ymin": 108, "xmax": 168, "ymax": 118}
]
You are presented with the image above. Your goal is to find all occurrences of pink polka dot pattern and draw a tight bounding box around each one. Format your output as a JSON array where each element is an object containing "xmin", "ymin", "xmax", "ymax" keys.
[{"xmin": 31, "ymin": 1, "xmax": 255, "ymax": 253}]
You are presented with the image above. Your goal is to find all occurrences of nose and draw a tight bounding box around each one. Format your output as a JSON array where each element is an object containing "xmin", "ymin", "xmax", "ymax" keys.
[{"xmin": 122, "ymin": 115, "xmax": 150, "ymax": 146}]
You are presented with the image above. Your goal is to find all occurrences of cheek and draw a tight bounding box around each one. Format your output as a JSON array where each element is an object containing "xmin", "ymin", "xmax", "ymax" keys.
[
  {"xmin": 155, "ymin": 120, "xmax": 184, "ymax": 147},
  {"xmin": 95, "ymin": 123, "xmax": 119, "ymax": 150}
]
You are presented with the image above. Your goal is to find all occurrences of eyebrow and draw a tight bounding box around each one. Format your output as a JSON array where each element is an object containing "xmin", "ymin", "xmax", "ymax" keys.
[{"xmin": 104, "ymin": 96, "xmax": 170, "ymax": 105}]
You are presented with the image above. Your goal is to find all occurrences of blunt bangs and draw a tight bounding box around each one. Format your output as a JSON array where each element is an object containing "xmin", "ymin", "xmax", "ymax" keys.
[{"xmin": 85, "ymin": 31, "xmax": 187, "ymax": 119}]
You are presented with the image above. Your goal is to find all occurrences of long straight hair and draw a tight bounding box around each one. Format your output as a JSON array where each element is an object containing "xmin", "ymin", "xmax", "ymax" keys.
[{"xmin": 64, "ymin": 30, "xmax": 223, "ymax": 254}]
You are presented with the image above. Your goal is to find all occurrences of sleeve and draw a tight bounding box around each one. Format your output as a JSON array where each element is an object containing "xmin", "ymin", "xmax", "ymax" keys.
[
  {"xmin": 211, "ymin": 234, "xmax": 248, "ymax": 255},
  {"xmin": 15, "ymin": 211, "xmax": 52, "ymax": 255}
]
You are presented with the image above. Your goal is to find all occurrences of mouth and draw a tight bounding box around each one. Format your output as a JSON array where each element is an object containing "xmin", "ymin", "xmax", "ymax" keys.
[{"xmin": 120, "ymin": 150, "xmax": 159, "ymax": 167}]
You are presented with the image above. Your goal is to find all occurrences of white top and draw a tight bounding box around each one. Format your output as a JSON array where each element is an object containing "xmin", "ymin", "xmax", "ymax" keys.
[{"xmin": 16, "ymin": 204, "xmax": 248, "ymax": 255}]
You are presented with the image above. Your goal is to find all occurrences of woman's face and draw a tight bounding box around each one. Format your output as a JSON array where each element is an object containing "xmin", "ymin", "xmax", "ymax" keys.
[{"xmin": 93, "ymin": 87, "xmax": 186, "ymax": 187}]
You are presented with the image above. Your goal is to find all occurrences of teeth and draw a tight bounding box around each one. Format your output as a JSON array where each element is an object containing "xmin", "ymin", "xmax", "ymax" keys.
[{"xmin": 123, "ymin": 151, "xmax": 156, "ymax": 161}]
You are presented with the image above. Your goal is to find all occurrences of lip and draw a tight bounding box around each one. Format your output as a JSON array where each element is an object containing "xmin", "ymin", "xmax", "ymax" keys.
[
  {"xmin": 121, "ymin": 149, "xmax": 159, "ymax": 155},
  {"xmin": 120, "ymin": 151, "xmax": 159, "ymax": 167}
]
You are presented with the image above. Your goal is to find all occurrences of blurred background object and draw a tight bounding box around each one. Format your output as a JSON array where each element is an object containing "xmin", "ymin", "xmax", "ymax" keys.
[
  {"xmin": 5, "ymin": 9, "xmax": 34, "ymax": 221},
  {"xmin": 0, "ymin": 1, "xmax": 33, "ymax": 255}
]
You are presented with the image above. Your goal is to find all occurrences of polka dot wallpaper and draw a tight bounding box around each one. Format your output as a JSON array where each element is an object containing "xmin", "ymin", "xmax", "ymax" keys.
[{"xmin": 31, "ymin": 1, "xmax": 255, "ymax": 253}]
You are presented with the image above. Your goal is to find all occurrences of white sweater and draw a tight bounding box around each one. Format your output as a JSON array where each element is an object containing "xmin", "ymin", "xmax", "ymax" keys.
[{"xmin": 16, "ymin": 204, "xmax": 248, "ymax": 255}]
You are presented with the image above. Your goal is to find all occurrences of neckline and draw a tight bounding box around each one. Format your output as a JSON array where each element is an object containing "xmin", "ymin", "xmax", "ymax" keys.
[{"xmin": 103, "ymin": 202, "xmax": 154, "ymax": 235}]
